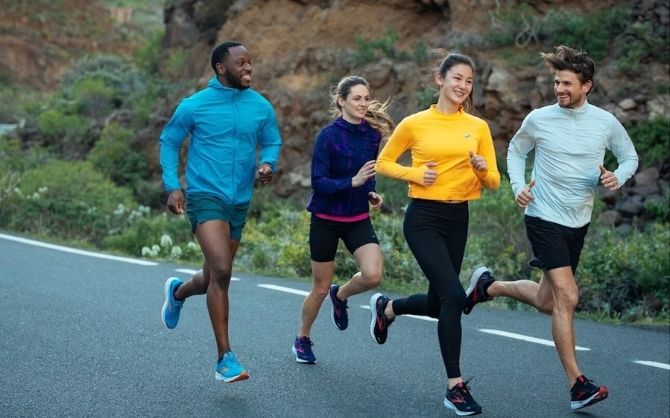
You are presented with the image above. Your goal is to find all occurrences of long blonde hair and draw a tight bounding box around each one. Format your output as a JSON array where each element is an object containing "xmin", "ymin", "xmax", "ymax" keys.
[{"xmin": 329, "ymin": 76, "xmax": 395, "ymax": 139}]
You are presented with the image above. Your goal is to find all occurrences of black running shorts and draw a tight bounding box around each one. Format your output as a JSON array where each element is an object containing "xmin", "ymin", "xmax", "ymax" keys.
[
  {"xmin": 524, "ymin": 215, "xmax": 589, "ymax": 274},
  {"xmin": 309, "ymin": 214, "xmax": 379, "ymax": 262}
]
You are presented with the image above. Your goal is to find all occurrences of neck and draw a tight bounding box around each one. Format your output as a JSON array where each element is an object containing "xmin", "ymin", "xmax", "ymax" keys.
[
  {"xmin": 342, "ymin": 113, "xmax": 363, "ymax": 124},
  {"xmin": 571, "ymin": 99, "xmax": 588, "ymax": 110},
  {"xmin": 436, "ymin": 100, "xmax": 460, "ymax": 114}
]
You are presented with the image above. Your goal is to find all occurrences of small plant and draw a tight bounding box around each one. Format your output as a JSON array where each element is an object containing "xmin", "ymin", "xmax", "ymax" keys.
[
  {"xmin": 351, "ymin": 29, "xmax": 409, "ymax": 64},
  {"xmin": 626, "ymin": 117, "xmax": 670, "ymax": 168},
  {"xmin": 1, "ymin": 159, "xmax": 137, "ymax": 245},
  {"xmin": 415, "ymin": 87, "xmax": 437, "ymax": 111}
]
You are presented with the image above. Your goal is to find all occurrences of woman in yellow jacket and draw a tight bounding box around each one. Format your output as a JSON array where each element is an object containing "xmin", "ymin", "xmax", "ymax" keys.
[{"xmin": 372, "ymin": 53, "xmax": 500, "ymax": 416}]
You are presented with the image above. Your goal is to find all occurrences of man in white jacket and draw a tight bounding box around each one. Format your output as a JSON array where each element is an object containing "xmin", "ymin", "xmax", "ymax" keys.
[{"xmin": 463, "ymin": 45, "xmax": 638, "ymax": 411}]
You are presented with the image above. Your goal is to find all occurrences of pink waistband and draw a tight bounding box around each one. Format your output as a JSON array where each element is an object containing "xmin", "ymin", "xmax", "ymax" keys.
[{"xmin": 314, "ymin": 212, "xmax": 369, "ymax": 222}]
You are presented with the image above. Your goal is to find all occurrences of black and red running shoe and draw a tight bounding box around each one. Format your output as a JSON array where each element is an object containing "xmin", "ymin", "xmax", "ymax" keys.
[
  {"xmin": 570, "ymin": 375, "xmax": 609, "ymax": 410},
  {"xmin": 463, "ymin": 267, "xmax": 495, "ymax": 315},
  {"xmin": 369, "ymin": 293, "xmax": 394, "ymax": 344},
  {"xmin": 444, "ymin": 381, "xmax": 483, "ymax": 416}
]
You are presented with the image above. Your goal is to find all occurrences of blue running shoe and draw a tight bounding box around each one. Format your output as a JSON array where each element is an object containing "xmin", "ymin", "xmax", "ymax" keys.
[
  {"xmin": 292, "ymin": 336, "xmax": 316, "ymax": 364},
  {"xmin": 161, "ymin": 277, "xmax": 184, "ymax": 329},
  {"xmin": 329, "ymin": 284, "xmax": 348, "ymax": 330},
  {"xmin": 215, "ymin": 351, "xmax": 249, "ymax": 383}
]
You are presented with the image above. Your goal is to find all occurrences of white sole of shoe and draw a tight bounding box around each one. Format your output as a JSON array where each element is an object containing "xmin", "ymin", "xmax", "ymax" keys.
[
  {"xmin": 291, "ymin": 345, "xmax": 315, "ymax": 364},
  {"xmin": 215, "ymin": 370, "xmax": 249, "ymax": 383},
  {"xmin": 443, "ymin": 398, "xmax": 481, "ymax": 416},
  {"xmin": 369, "ymin": 293, "xmax": 382, "ymax": 343},
  {"xmin": 465, "ymin": 266, "xmax": 489, "ymax": 297},
  {"xmin": 161, "ymin": 277, "xmax": 177, "ymax": 329},
  {"xmin": 570, "ymin": 387, "xmax": 608, "ymax": 410}
]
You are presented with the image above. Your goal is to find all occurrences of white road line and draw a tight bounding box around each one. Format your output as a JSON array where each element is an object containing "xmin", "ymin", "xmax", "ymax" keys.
[
  {"xmin": 634, "ymin": 360, "xmax": 670, "ymax": 370},
  {"xmin": 479, "ymin": 328, "xmax": 590, "ymax": 351},
  {"xmin": 0, "ymin": 233, "xmax": 158, "ymax": 266},
  {"xmin": 174, "ymin": 268, "xmax": 239, "ymax": 281},
  {"xmin": 359, "ymin": 305, "xmax": 437, "ymax": 321},
  {"xmin": 258, "ymin": 284, "xmax": 309, "ymax": 296}
]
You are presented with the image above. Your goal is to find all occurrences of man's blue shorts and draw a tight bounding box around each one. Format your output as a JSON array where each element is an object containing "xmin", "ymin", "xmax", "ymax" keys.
[{"xmin": 185, "ymin": 192, "xmax": 249, "ymax": 241}]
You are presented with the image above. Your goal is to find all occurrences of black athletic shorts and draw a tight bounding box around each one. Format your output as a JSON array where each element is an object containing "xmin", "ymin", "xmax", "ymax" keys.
[
  {"xmin": 524, "ymin": 215, "xmax": 589, "ymax": 274},
  {"xmin": 309, "ymin": 214, "xmax": 379, "ymax": 262}
]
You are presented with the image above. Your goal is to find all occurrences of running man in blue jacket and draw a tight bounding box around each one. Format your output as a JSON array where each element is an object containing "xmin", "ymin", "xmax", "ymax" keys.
[{"xmin": 159, "ymin": 41, "xmax": 282, "ymax": 383}]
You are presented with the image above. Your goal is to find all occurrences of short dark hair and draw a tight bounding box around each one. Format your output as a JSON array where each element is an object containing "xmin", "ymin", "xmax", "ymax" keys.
[
  {"xmin": 210, "ymin": 41, "xmax": 244, "ymax": 72},
  {"xmin": 541, "ymin": 45, "xmax": 595, "ymax": 84}
]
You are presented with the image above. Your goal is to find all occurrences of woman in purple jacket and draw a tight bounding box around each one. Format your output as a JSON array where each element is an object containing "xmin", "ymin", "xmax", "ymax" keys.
[{"xmin": 292, "ymin": 76, "xmax": 394, "ymax": 364}]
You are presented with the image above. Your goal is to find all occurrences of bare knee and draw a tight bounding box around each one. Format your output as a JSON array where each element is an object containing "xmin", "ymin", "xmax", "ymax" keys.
[
  {"xmin": 553, "ymin": 288, "xmax": 579, "ymax": 312},
  {"xmin": 208, "ymin": 263, "xmax": 232, "ymax": 287},
  {"xmin": 311, "ymin": 282, "xmax": 331, "ymax": 299},
  {"xmin": 360, "ymin": 268, "xmax": 382, "ymax": 289}
]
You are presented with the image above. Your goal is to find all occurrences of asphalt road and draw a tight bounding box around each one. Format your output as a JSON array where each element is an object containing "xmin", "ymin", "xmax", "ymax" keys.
[{"xmin": 1, "ymin": 233, "xmax": 668, "ymax": 418}]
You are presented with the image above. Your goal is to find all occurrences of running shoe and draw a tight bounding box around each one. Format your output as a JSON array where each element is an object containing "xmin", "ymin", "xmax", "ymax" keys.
[
  {"xmin": 292, "ymin": 336, "xmax": 316, "ymax": 364},
  {"xmin": 570, "ymin": 375, "xmax": 608, "ymax": 410},
  {"xmin": 443, "ymin": 381, "xmax": 482, "ymax": 416},
  {"xmin": 329, "ymin": 284, "xmax": 349, "ymax": 330},
  {"xmin": 214, "ymin": 351, "xmax": 249, "ymax": 383},
  {"xmin": 369, "ymin": 293, "xmax": 394, "ymax": 344},
  {"xmin": 463, "ymin": 267, "xmax": 495, "ymax": 315},
  {"xmin": 161, "ymin": 277, "xmax": 184, "ymax": 329}
]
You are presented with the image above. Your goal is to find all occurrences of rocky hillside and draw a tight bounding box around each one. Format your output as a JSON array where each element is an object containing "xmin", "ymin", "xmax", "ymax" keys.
[
  {"xmin": 2, "ymin": 0, "xmax": 668, "ymax": 224},
  {"xmin": 0, "ymin": 0, "xmax": 162, "ymax": 88},
  {"xmin": 154, "ymin": 0, "xmax": 669, "ymax": 224}
]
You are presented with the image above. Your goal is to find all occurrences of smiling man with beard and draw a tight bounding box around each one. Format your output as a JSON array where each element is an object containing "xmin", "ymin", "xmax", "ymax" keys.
[
  {"xmin": 463, "ymin": 45, "xmax": 638, "ymax": 412},
  {"xmin": 159, "ymin": 41, "xmax": 282, "ymax": 383}
]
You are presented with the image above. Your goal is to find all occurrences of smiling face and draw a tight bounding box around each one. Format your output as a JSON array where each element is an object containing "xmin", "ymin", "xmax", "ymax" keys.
[
  {"xmin": 436, "ymin": 63, "xmax": 473, "ymax": 110},
  {"xmin": 553, "ymin": 69, "xmax": 591, "ymax": 109},
  {"xmin": 338, "ymin": 83, "xmax": 370, "ymax": 124},
  {"xmin": 215, "ymin": 45, "xmax": 252, "ymax": 90}
]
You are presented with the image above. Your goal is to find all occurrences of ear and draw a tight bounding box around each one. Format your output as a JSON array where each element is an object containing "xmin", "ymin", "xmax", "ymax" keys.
[
  {"xmin": 434, "ymin": 72, "xmax": 443, "ymax": 87},
  {"xmin": 582, "ymin": 79, "xmax": 593, "ymax": 95},
  {"xmin": 337, "ymin": 97, "xmax": 345, "ymax": 108},
  {"xmin": 216, "ymin": 62, "xmax": 225, "ymax": 76}
]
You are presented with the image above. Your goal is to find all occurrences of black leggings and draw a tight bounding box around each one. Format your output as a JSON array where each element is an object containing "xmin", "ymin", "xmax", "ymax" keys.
[{"xmin": 393, "ymin": 199, "xmax": 468, "ymax": 378}]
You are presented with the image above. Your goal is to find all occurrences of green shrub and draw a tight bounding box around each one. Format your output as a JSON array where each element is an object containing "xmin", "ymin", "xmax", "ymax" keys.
[
  {"xmin": 71, "ymin": 77, "xmax": 116, "ymax": 119},
  {"xmin": 485, "ymin": 3, "xmax": 539, "ymax": 48},
  {"xmin": 627, "ymin": 118, "xmax": 670, "ymax": 168},
  {"xmin": 103, "ymin": 211, "xmax": 201, "ymax": 262},
  {"xmin": 618, "ymin": 21, "xmax": 670, "ymax": 73},
  {"xmin": 645, "ymin": 197, "xmax": 670, "ymax": 223},
  {"xmin": 412, "ymin": 40, "xmax": 429, "ymax": 65},
  {"xmin": 1, "ymin": 160, "xmax": 137, "ymax": 245},
  {"xmin": 60, "ymin": 54, "xmax": 146, "ymax": 107},
  {"xmin": 579, "ymin": 222, "xmax": 669, "ymax": 320},
  {"xmin": 87, "ymin": 123, "xmax": 149, "ymax": 190},
  {"xmin": 0, "ymin": 137, "xmax": 50, "ymax": 205},
  {"xmin": 351, "ymin": 29, "xmax": 409, "ymax": 64},
  {"xmin": 540, "ymin": 8, "xmax": 627, "ymax": 61},
  {"xmin": 485, "ymin": 5, "xmax": 629, "ymax": 62},
  {"xmin": 134, "ymin": 30, "xmax": 164, "ymax": 76},
  {"xmin": 415, "ymin": 87, "xmax": 437, "ymax": 111},
  {"xmin": 165, "ymin": 48, "xmax": 191, "ymax": 80},
  {"xmin": 36, "ymin": 108, "xmax": 89, "ymax": 142}
]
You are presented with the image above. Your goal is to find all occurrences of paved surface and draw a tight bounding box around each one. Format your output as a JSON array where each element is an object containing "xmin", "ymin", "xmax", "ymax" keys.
[{"xmin": 1, "ymin": 233, "xmax": 668, "ymax": 417}]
